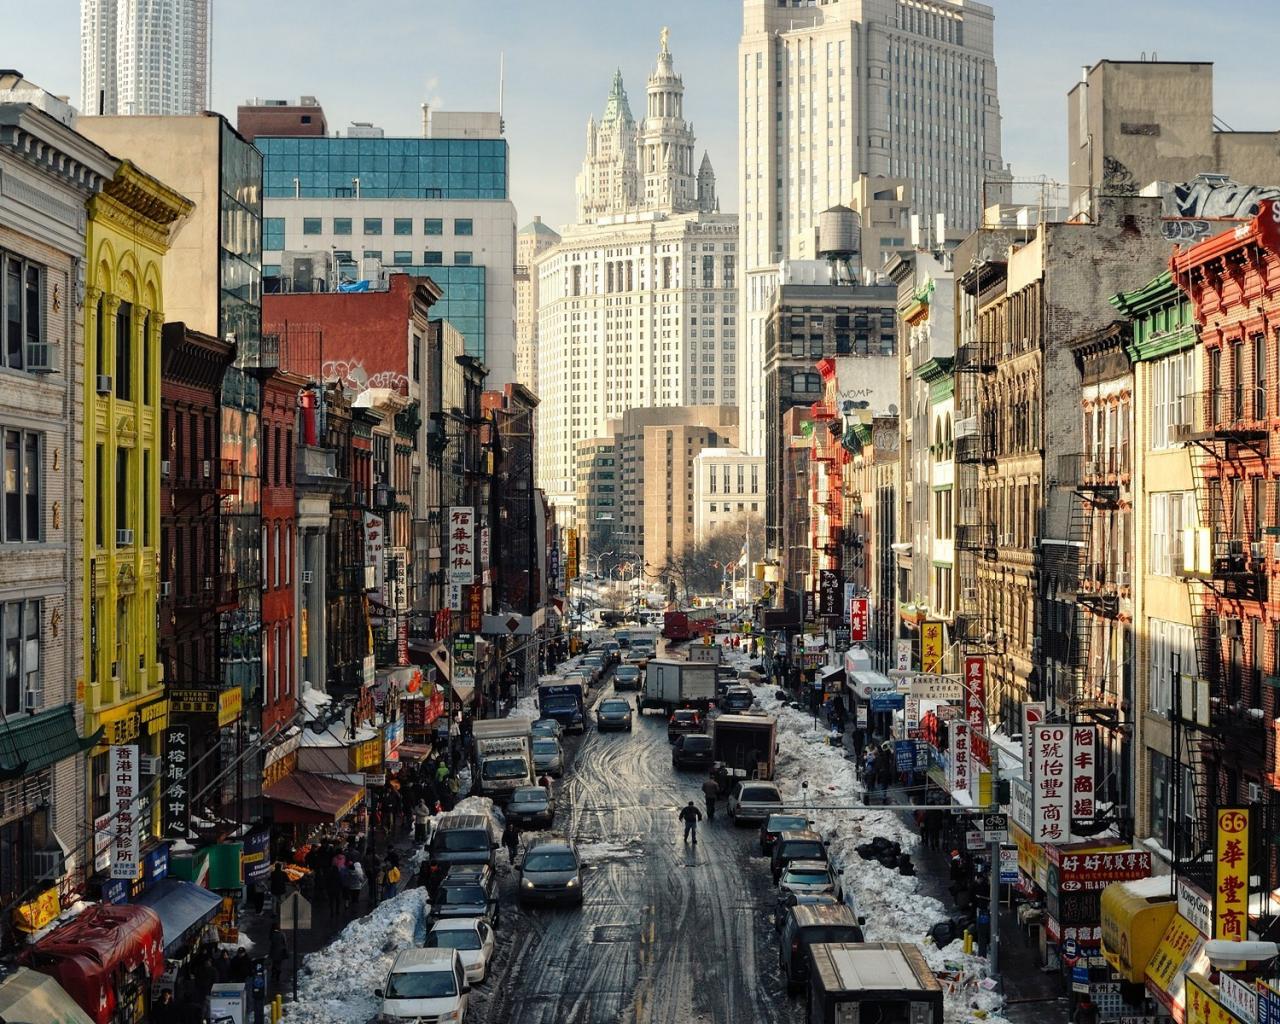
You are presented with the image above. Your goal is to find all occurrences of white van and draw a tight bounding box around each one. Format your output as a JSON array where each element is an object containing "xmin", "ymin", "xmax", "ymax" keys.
[{"xmin": 375, "ymin": 947, "xmax": 470, "ymax": 1021}]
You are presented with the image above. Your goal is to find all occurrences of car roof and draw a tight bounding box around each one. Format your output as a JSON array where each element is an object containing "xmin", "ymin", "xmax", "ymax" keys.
[
  {"xmin": 791, "ymin": 904, "xmax": 859, "ymax": 928},
  {"xmin": 778, "ymin": 829, "xmax": 824, "ymax": 842},
  {"xmin": 442, "ymin": 864, "xmax": 489, "ymax": 880},
  {"xmin": 429, "ymin": 917, "xmax": 482, "ymax": 932},
  {"xmin": 739, "ymin": 781, "xmax": 781, "ymax": 793},
  {"xmin": 525, "ymin": 837, "xmax": 575, "ymax": 855},
  {"xmin": 436, "ymin": 813, "xmax": 488, "ymax": 830},
  {"xmin": 673, "ymin": 708, "xmax": 699, "ymax": 716},
  {"xmin": 766, "ymin": 814, "xmax": 808, "ymax": 826},
  {"xmin": 786, "ymin": 860, "xmax": 831, "ymax": 871},
  {"xmin": 390, "ymin": 948, "xmax": 458, "ymax": 971}
]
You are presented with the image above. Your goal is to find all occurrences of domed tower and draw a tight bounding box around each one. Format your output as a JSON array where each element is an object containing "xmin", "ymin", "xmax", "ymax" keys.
[
  {"xmin": 635, "ymin": 27, "xmax": 698, "ymax": 214},
  {"xmin": 575, "ymin": 68, "xmax": 639, "ymax": 223}
]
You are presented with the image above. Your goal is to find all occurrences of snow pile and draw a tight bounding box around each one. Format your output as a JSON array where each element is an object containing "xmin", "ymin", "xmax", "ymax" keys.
[
  {"xmin": 287, "ymin": 885, "xmax": 429, "ymax": 1024},
  {"xmin": 754, "ymin": 685, "xmax": 1011, "ymax": 1024},
  {"xmin": 576, "ymin": 839, "xmax": 644, "ymax": 864},
  {"xmin": 508, "ymin": 694, "xmax": 540, "ymax": 720}
]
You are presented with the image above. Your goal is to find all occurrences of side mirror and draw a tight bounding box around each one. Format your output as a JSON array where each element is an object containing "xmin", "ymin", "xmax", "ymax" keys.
[
  {"xmin": 374, "ymin": 988, "xmax": 384, "ymax": 998},
  {"xmin": 858, "ymin": 916, "xmax": 867, "ymax": 926},
  {"xmin": 462, "ymin": 983, "xmax": 472, "ymax": 994}
]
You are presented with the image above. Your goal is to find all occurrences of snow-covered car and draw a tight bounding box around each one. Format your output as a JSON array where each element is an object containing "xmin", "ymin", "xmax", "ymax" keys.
[
  {"xmin": 613, "ymin": 664, "xmax": 641, "ymax": 691},
  {"xmin": 506, "ymin": 786, "xmax": 556, "ymax": 829},
  {"xmin": 517, "ymin": 837, "xmax": 583, "ymax": 907},
  {"xmin": 597, "ymin": 698, "xmax": 634, "ymax": 732},
  {"xmin": 425, "ymin": 917, "xmax": 496, "ymax": 985},
  {"xmin": 532, "ymin": 736, "xmax": 564, "ymax": 777},
  {"xmin": 777, "ymin": 860, "xmax": 841, "ymax": 899},
  {"xmin": 375, "ymin": 947, "xmax": 471, "ymax": 1022},
  {"xmin": 727, "ymin": 780, "xmax": 783, "ymax": 824}
]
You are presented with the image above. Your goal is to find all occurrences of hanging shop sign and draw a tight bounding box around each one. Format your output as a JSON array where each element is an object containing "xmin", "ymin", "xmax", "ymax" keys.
[
  {"xmin": 921, "ymin": 621, "xmax": 944, "ymax": 673},
  {"xmin": 1022, "ymin": 701, "xmax": 1046, "ymax": 739},
  {"xmin": 1011, "ymin": 778, "xmax": 1034, "ymax": 835},
  {"xmin": 218, "ymin": 687, "xmax": 242, "ymax": 728},
  {"xmin": 1214, "ymin": 807, "xmax": 1251, "ymax": 941},
  {"xmin": 1146, "ymin": 914, "xmax": 1205, "ymax": 1012},
  {"xmin": 162, "ymin": 725, "xmax": 191, "ymax": 841},
  {"xmin": 964, "ymin": 656, "xmax": 988, "ymax": 765},
  {"xmin": 948, "ymin": 721, "xmax": 971, "ymax": 796},
  {"xmin": 1029, "ymin": 724, "xmax": 1070, "ymax": 844},
  {"xmin": 911, "ymin": 675, "xmax": 963, "ymax": 700},
  {"xmin": 1256, "ymin": 981, "xmax": 1280, "ymax": 1024},
  {"xmin": 110, "ymin": 744, "xmax": 140, "ymax": 880},
  {"xmin": 818, "ymin": 570, "xmax": 841, "ymax": 616},
  {"xmin": 1178, "ymin": 878, "xmax": 1213, "ymax": 939},
  {"xmin": 364, "ymin": 511, "xmax": 386, "ymax": 599},
  {"xmin": 1187, "ymin": 973, "xmax": 1245, "ymax": 1024},
  {"xmin": 896, "ymin": 638, "xmax": 912, "ymax": 672},
  {"xmin": 849, "ymin": 598, "xmax": 868, "ymax": 642},
  {"xmin": 564, "ymin": 527, "xmax": 578, "ymax": 581},
  {"xmin": 448, "ymin": 506, "xmax": 476, "ymax": 583},
  {"xmin": 1071, "ymin": 726, "xmax": 1097, "ymax": 820},
  {"xmin": 1218, "ymin": 973, "xmax": 1259, "ymax": 1024}
]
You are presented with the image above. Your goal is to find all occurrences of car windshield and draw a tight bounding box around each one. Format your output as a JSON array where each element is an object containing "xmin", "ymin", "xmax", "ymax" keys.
[
  {"xmin": 601, "ymin": 701, "xmax": 629, "ymax": 712},
  {"xmin": 785, "ymin": 869, "xmax": 831, "ymax": 885},
  {"xmin": 742, "ymin": 787, "xmax": 780, "ymax": 802},
  {"xmin": 512, "ymin": 789, "xmax": 548, "ymax": 806},
  {"xmin": 427, "ymin": 929, "xmax": 482, "ymax": 951},
  {"xmin": 768, "ymin": 816, "xmax": 808, "ymax": 832},
  {"xmin": 481, "ymin": 758, "xmax": 529, "ymax": 781},
  {"xmin": 524, "ymin": 850, "xmax": 577, "ymax": 871},
  {"xmin": 442, "ymin": 884, "xmax": 487, "ymax": 904},
  {"xmin": 682, "ymin": 737, "xmax": 711, "ymax": 750},
  {"xmin": 802, "ymin": 925, "xmax": 864, "ymax": 945},
  {"xmin": 532, "ymin": 739, "xmax": 557, "ymax": 754},
  {"xmin": 616, "ymin": 667, "xmax": 638, "ymax": 678},
  {"xmin": 385, "ymin": 970, "xmax": 457, "ymax": 999},
  {"xmin": 783, "ymin": 842, "xmax": 826, "ymax": 859},
  {"xmin": 434, "ymin": 830, "xmax": 487, "ymax": 852}
]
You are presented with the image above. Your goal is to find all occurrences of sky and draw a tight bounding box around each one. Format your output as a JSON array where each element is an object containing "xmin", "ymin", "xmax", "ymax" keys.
[{"xmin": 10, "ymin": 0, "xmax": 1277, "ymax": 232}]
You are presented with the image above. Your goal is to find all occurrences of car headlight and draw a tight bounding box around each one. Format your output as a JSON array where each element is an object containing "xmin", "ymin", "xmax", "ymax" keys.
[
  {"xmin": 566, "ymin": 877, "xmax": 578, "ymax": 887},
  {"xmin": 440, "ymin": 1012, "xmax": 462, "ymax": 1023},
  {"xmin": 522, "ymin": 877, "xmax": 535, "ymax": 889}
]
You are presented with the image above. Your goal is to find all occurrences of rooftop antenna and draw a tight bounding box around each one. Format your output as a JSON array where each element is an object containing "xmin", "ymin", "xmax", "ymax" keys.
[{"xmin": 498, "ymin": 52, "xmax": 505, "ymax": 134}]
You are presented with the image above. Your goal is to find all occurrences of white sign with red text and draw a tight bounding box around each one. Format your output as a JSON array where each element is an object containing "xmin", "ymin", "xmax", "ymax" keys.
[
  {"xmin": 948, "ymin": 721, "xmax": 971, "ymax": 796},
  {"xmin": 1030, "ymin": 724, "xmax": 1070, "ymax": 844}
]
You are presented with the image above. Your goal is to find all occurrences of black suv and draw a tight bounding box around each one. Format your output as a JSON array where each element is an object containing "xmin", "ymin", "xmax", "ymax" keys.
[
  {"xmin": 770, "ymin": 829, "xmax": 829, "ymax": 884},
  {"xmin": 429, "ymin": 864, "xmax": 500, "ymax": 927},
  {"xmin": 779, "ymin": 902, "xmax": 865, "ymax": 993},
  {"xmin": 671, "ymin": 733, "xmax": 714, "ymax": 770},
  {"xmin": 426, "ymin": 813, "xmax": 497, "ymax": 893}
]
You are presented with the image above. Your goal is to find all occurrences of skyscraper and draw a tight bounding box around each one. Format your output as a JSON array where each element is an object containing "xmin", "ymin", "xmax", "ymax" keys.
[
  {"xmin": 515, "ymin": 217, "xmax": 561, "ymax": 398},
  {"xmin": 81, "ymin": 0, "xmax": 211, "ymax": 116},
  {"xmin": 737, "ymin": 0, "xmax": 1007, "ymax": 454}
]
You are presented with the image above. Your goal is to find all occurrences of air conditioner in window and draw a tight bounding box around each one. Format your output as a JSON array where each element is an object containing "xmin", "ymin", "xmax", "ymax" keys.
[
  {"xmin": 160, "ymin": 581, "xmax": 171, "ymax": 598},
  {"xmin": 1251, "ymin": 541, "xmax": 1267, "ymax": 560},
  {"xmin": 116, "ymin": 528, "xmax": 133, "ymax": 546},
  {"xmin": 95, "ymin": 374, "xmax": 112, "ymax": 394},
  {"xmin": 203, "ymin": 576, "xmax": 213, "ymax": 591},
  {"xmin": 1116, "ymin": 570, "xmax": 1131, "ymax": 587},
  {"xmin": 161, "ymin": 460, "xmax": 170, "ymax": 478},
  {"xmin": 301, "ymin": 570, "xmax": 313, "ymax": 584},
  {"xmin": 23, "ymin": 689, "xmax": 38, "ymax": 712},
  {"xmin": 962, "ymin": 586, "xmax": 978, "ymax": 601},
  {"xmin": 140, "ymin": 755, "xmax": 161, "ymax": 775},
  {"xmin": 1247, "ymin": 781, "xmax": 1262, "ymax": 803},
  {"xmin": 202, "ymin": 459, "xmax": 211, "ymax": 478},
  {"xmin": 1170, "ymin": 423, "xmax": 1193, "ymax": 443}
]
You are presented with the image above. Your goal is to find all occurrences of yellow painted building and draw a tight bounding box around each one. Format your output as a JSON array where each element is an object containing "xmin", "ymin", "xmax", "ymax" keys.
[{"xmin": 82, "ymin": 162, "xmax": 192, "ymax": 837}]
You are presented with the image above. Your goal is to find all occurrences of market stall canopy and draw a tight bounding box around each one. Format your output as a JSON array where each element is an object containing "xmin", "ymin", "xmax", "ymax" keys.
[
  {"xmin": 264, "ymin": 771, "xmax": 364, "ymax": 825},
  {"xmin": 0, "ymin": 966, "xmax": 95, "ymax": 1024},
  {"xmin": 0, "ymin": 705, "xmax": 102, "ymax": 781},
  {"xmin": 132, "ymin": 878, "xmax": 223, "ymax": 957}
]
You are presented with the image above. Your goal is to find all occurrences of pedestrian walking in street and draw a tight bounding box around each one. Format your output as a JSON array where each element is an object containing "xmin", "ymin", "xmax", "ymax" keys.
[
  {"xmin": 678, "ymin": 800, "xmax": 703, "ymax": 844},
  {"xmin": 342, "ymin": 859, "xmax": 366, "ymax": 912},
  {"xmin": 269, "ymin": 861, "xmax": 288, "ymax": 907},
  {"xmin": 269, "ymin": 924, "xmax": 289, "ymax": 984},
  {"xmin": 229, "ymin": 948, "xmax": 253, "ymax": 983},
  {"xmin": 324, "ymin": 861, "xmax": 343, "ymax": 918},
  {"xmin": 413, "ymin": 799, "xmax": 432, "ymax": 844},
  {"xmin": 701, "ymin": 777, "xmax": 719, "ymax": 820},
  {"xmin": 383, "ymin": 861, "xmax": 401, "ymax": 901},
  {"xmin": 502, "ymin": 821, "xmax": 520, "ymax": 864}
]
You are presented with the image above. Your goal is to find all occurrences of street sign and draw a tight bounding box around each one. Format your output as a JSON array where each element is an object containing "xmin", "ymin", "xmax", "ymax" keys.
[
  {"xmin": 966, "ymin": 830, "xmax": 986, "ymax": 851},
  {"xmin": 981, "ymin": 813, "xmax": 1008, "ymax": 839},
  {"xmin": 280, "ymin": 891, "xmax": 311, "ymax": 931},
  {"xmin": 909, "ymin": 675, "xmax": 963, "ymax": 700}
]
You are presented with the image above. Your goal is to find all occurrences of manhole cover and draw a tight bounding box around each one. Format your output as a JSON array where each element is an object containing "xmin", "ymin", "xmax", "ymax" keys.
[{"xmin": 592, "ymin": 924, "xmax": 641, "ymax": 944}]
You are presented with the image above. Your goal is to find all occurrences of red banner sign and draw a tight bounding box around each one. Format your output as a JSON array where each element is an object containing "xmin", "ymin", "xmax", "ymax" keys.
[
  {"xmin": 964, "ymin": 656, "xmax": 988, "ymax": 766},
  {"xmin": 849, "ymin": 598, "xmax": 868, "ymax": 642}
]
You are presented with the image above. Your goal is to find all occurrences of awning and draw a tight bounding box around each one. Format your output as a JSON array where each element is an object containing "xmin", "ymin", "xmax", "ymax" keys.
[
  {"xmin": 264, "ymin": 771, "xmax": 365, "ymax": 825},
  {"xmin": 452, "ymin": 683, "xmax": 475, "ymax": 706},
  {"xmin": 0, "ymin": 705, "xmax": 102, "ymax": 780},
  {"xmin": 0, "ymin": 966, "xmax": 95, "ymax": 1024},
  {"xmin": 132, "ymin": 878, "xmax": 223, "ymax": 957},
  {"xmin": 398, "ymin": 743, "xmax": 434, "ymax": 762}
]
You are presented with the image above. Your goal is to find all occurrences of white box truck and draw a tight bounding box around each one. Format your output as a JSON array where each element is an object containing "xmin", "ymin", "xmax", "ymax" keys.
[
  {"xmin": 471, "ymin": 719, "xmax": 534, "ymax": 802},
  {"xmin": 641, "ymin": 658, "xmax": 717, "ymax": 715}
]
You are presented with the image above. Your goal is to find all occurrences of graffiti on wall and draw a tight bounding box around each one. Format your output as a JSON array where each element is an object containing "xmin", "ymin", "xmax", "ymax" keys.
[
  {"xmin": 320, "ymin": 359, "xmax": 409, "ymax": 395},
  {"xmin": 1165, "ymin": 174, "xmax": 1280, "ymax": 220},
  {"xmin": 1161, "ymin": 219, "xmax": 1216, "ymax": 243}
]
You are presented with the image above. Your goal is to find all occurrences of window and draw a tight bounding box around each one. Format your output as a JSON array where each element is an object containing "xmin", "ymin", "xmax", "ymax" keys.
[
  {"xmin": 393, "ymin": 251, "xmax": 413, "ymax": 265},
  {"xmin": 1148, "ymin": 617, "xmax": 1193, "ymax": 715},
  {"xmin": 142, "ymin": 452, "xmax": 150, "ymax": 546},
  {"xmin": 363, "ymin": 218, "xmax": 383, "ymax": 235},
  {"xmin": 263, "ymin": 218, "xmax": 285, "ymax": 251},
  {"xmin": 1, "ymin": 599, "xmax": 39, "ymax": 714},
  {"xmin": 424, "ymin": 251, "xmax": 443, "ymax": 266},
  {"xmin": 1149, "ymin": 750, "xmax": 1195, "ymax": 858},
  {"xmin": 140, "ymin": 313, "xmax": 151, "ymax": 405},
  {"xmin": 1150, "ymin": 349, "xmax": 1196, "ymax": 449},
  {"xmin": 302, "ymin": 218, "xmax": 322, "ymax": 236},
  {"xmin": 454, "ymin": 251, "xmax": 473, "ymax": 265},
  {"xmin": 94, "ymin": 444, "xmax": 103, "ymax": 547},
  {"xmin": 333, "ymin": 218, "xmax": 352, "ymax": 235},
  {"xmin": 115, "ymin": 447, "xmax": 128, "ymax": 542},
  {"xmin": 114, "ymin": 301, "xmax": 131, "ymax": 400},
  {"xmin": 424, "ymin": 218, "xmax": 443, "ymax": 235},
  {"xmin": 3, "ymin": 429, "xmax": 40, "ymax": 542},
  {"xmin": 454, "ymin": 218, "xmax": 473, "ymax": 236},
  {"xmin": 1150, "ymin": 491, "xmax": 1191, "ymax": 575},
  {"xmin": 363, "ymin": 250, "xmax": 382, "ymax": 261}
]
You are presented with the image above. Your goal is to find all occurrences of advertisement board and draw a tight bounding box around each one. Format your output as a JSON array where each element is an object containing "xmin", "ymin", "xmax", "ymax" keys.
[
  {"xmin": 849, "ymin": 598, "xmax": 868, "ymax": 642},
  {"xmin": 1214, "ymin": 807, "xmax": 1251, "ymax": 940},
  {"xmin": 1071, "ymin": 726, "xmax": 1098, "ymax": 820},
  {"xmin": 948, "ymin": 721, "xmax": 970, "ymax": 795},
  {"xmin": 921, "ymin": 622, "xmax": 944, "ymax": 673},
  {"xmin": 964, "ymin": 656, "xmax": 988, "ymax": 765},
  {"xmin": 162, "ymin": 725, "xmax": 190, "ymax": 841}
]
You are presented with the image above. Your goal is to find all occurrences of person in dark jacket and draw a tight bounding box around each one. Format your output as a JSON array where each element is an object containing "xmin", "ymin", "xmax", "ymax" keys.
[
  {"xmin": 193, "ymin": 955, "xmax": 218, "ymax": 999},
  {"xmin": 229, "ymin": 948, "xmax": 253, "ymax": 983},
  {"xmin": 269, "ymin": 862, "xmax": 288, "ymax": 905},
  {"xmin": 678, "ymin": 800, "xmax": 703, "ymax": 844},
  {"xmin": 269, "ymin": 924, "xmax": 289, "ymax": 983},
  {"xmin": 502, "ymin": 821, "xmax": 520, "ymax": 864}
]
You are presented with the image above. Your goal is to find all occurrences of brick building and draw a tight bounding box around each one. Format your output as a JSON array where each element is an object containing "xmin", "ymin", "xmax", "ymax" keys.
[{"xmin": 235, "ymin": 96, "xmax": 327, "ymax": 143}]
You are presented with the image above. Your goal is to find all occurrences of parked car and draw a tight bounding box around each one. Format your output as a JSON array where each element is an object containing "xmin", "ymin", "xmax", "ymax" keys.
[
  {"xmin": 532, "ymin": 736, "xmax": 564, "ymax": 778},
  {"xmin": 597, "ymin": 698, "xmax": 634, "ymax": 732},
  {"xmin": 375, "ymin": 948, "xmax": 471, "ymax": 1023},
  {"xmin": 727, "ymin": 780, "xmax": 783, "ymax": 824},
  {"xmin": 666, "ymin": 708, "xmax": 703, "ymax": 743},
  {"xmin": 773, "ymin": 890, "xmax": 840, "ymax": 932},
  {"xmin": 770, "ymin": 829, "xmax": 829, "ymax": 883},
  {"xmin": 779, "ymin": 903, "xmax": 865, "ymax": 994},
  {"xmin": 426, "ymin": 814, "xmax": 497, "ymax": 893},
  {"xmin": 600, "ymin": 641, "xmax": 622, "ymax": 666},
  {"xmin": 613, "ymin": 664, "xmax": 642, "ymax": 691},
  {"xmin": 506, "ymin": 786, "xmax": 556, "ymax": 829},
  {"xmin": 671, "ymin": 733, "xmax": 714, "ymax": 770},
  {"xmin": 759, "ymin": 814, "xmax": 811, "ymax": 856},
  {"xmin": 777, "ymin": 859, "xmax": 840, "ymax": 900},
  {"xmin": 517, "ymin": 837, "xmax": 584, "ymax": 907},
  {"xmin": 429, "ymin": 864, "xmax": 500, "ymax": 927},
  {"xmin": 530, "ymin": 718, "xmax": 563, "ymax": 741},
  {"xmin": 719, "ymin": 686, "xmax": 755, "ymax": 713},
  {"xmin": 425, "ymin": 917, "xmax": 496, "ymax": 985}
]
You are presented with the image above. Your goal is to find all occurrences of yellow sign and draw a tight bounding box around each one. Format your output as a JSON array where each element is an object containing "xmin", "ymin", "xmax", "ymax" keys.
[
  {"xmin": 565, "ymin": 528, "xmax": 579, "ymax": 581},
  {"xmin": 218, "ymin": 687, "xmax": 243, "ymax": 728},
  {"xmin": 1100, "ymin": 882, "xmax": 1176, "ymax": 982},
  {"xmin": 921, "ymin": 621, "xmax": 944, "ymax": 673},
  {"xmin": 351, "ymin": 736, "xmax": 383, "ymax": 772},
  {"xmin": 1187, "ymin": 973, "xmax": 1243, "ymax": 1024},
  {"xmin": 1146, "ymin": 913, "xmax": 1201, "ymax": 995},
  {"xmin": 301, "ymin": 608, "xmax": 309, "ymax": 658},
  {"xmin": 12, "ymin": 886, "xmax": 60, "ymax": 933},
  {"xmin": 1214, "ymin": 807, "xmax": 1250, "ymax": 940},
  {"xmin": 1011, "ymin": 823, "xmax": 1048, "ymax": 888}
]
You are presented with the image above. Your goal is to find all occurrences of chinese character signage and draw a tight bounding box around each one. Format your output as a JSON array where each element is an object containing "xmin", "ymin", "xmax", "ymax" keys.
[
  {"xmin": 466, "ymin": 584, "xmax": 483, "ymax": 633},
  {"xmin": 452, "ymin": 634, "xmax": 476, "ymax": 687},
  {"xmin": 849, "ymin": 598, "xmax": 868, "ymax": 642},
  {"xmin": 448, "ymin": 507, "xmax": 476, "ymax": 584},
  {"xmin": 565, "ymin": 528, "xmax": 578, "ymax": 581},
  {"xmin": 905, "ymin": 695, "xmax": 920, "ymax": 730},
  {"xmin": 363, "ymin": 512, "xmax": 386, "ymax": 599},
  {"xmin": 910, "ymin": 675, "xmax": 963, "ymax": 700},
  {"xmin": 1071, "ymin": 726, "xmax": 1097, "ymax": 820},
  {"xmin": 1031, "ymin": 724, "xmax": 1070, "ymax": 844},
  {"xmin": 948, "ymin": 721, "xmax": 970, "ymax": 796},
  {"xmin": 110, "ymin": 744, "xmax": 140, "ymax": 880},
  {"xmin": 818, "ymin": 570, "xmax": 841, "ymax": 616},
  {"xmin": 1214, "ymin": 807, "xmax": 1250, "ymax": 941},
  {"xmin": 1051, "ymin": 848, "xmax": 1152, "ymax": 890},
  {"xmin": 896, "ymin": 639, "xmax": 912, "ymax": 672},
  {"xmin": 162, "ymin": 727, "xmax": 190, "ymax": 841},
  {"xmin": 964, "ymin": 656, "xmax": 988, "ymax": 765},
  {"xmin": 1187, "ymin": 974, "xmax": 1241, "ymax": 1024},
  {"xmin": 921, "ymin": 621, "xmax": 944, "ymax": 673}
]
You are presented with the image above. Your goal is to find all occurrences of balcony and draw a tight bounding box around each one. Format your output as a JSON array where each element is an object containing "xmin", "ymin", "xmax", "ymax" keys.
[
  {"xmin": 952, "ymin": 612, "xmax": 995, "ymax": 644},
  {"xmin": 955, "ymin": 523, "xmax": 996, "ymax": 551},
  {"xmin": 1180, "ymin": 387, "xmax": 1268, "ymax": 444},
  {"xmin": 954, "ymin": 338, "xmax": 995, "ymax": 373},
  {"xmin": 1210, "ymin": 698, "xmax": 1269, "ymax": 759},
  {"xmin": 1056, "ymin": 453, "xmax": 1122, "ymax": 507},
  {"xmin": 955, "ymin": 433, "xmax": 995, "ymax": 465},
  {"xmin": 240, "ymin": 332, "xmax": 280, "ymax": 372},
  {"xmin": 297, "ymin": 445, "xmax": 347, "ymax": 494}
]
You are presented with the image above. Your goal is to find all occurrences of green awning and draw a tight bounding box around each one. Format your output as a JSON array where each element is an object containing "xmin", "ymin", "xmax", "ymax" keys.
[{"xmin": 0, "ymin": 705, "xmax": 102, "ymax": 781}]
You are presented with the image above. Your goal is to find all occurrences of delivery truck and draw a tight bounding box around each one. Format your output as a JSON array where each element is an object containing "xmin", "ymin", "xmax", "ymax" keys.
[
  {"xmin": 471, "ymin": 719, "xmax": 534, "ymax": 802},
  {"xmin": 805, "ymin": 942, "xmax": 943, "ymax": 1024},
  {"xmin": 641, "ymin": 658, "xmax": 717, "ymax": 715},
  {"xmin": 708, "ymin": 712, "xmax": 777, "ymax": 781},
  {"xmin": 536, "ymin": 680, "xmax": 587, "ymax": 734}
]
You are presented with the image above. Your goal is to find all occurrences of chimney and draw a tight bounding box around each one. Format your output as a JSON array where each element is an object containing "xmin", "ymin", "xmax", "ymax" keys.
[{"xmin": 421, "ymin": 103, "xmax": 430, "ymax": 137}]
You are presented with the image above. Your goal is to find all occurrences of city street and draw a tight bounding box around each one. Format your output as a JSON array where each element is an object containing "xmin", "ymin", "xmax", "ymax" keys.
[{"xmin": 474, "ymin": 682, "xmax": 801, "ymax": 1024}]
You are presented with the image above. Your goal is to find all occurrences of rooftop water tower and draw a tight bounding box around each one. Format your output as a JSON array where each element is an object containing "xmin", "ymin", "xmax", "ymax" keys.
[{"xmin": 817, "ymin": 204, "xmax": 862, "ymax": 285}]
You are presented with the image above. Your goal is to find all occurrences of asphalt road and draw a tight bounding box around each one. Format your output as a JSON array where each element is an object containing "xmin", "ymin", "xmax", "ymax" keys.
[{"xmin": 472, "ymin": 674, "xmax": 803, "ymax": 1024}]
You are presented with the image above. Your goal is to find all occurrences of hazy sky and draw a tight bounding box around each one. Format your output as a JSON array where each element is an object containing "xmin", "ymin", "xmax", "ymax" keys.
[{"xmin": 13, "ymin": 0, "xmax": 1276, "ymax": 231}]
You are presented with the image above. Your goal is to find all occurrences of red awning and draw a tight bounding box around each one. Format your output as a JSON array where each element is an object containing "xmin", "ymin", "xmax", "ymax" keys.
[
  {"xmin": 21, "ymin": 903, "xmax": 164, "ymax": 1024},
  {"xmin": 264, "ymin": 771, "xmax": 365, "ymax": 825}
]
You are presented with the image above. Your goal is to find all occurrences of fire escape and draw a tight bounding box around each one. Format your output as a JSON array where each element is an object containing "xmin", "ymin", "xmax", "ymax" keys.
[
  {"xmin": 1177, "ymin": 381, "xmax": 1269, "ymax": 872},
  {"xmin": 953, "ymin": 331, "xmax": 997, "ymax": 648}
]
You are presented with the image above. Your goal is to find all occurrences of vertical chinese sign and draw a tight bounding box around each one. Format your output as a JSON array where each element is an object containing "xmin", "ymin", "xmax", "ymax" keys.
[
  {"xmin": 1070, "ymin": 726, "xmax": 1097, "ymax": 820},
  {"xmin": 948, "ymin": 721, "xmax": 970, "ymax": 796},
  {"xmin": 849, "ymin": 598, "xmax": 868, "ymax": 642},
  {"xmin": 447, "ymin": 507, "xmax": 475, "ymax": 584},
  {"xmin": 921, "ymin": 622, "xmax": 944, "ymax": 673},
  {"xmin": 110, "ymin": 744, "xmax": 140, "ymax": 880},
  {"xmin": 163, "ymin": 726, "xmax": 190, "ymax": 841},
  {"xmin": 1214, "ymin": 807, "xmax": 1250, "ymax": 941},
  {"xmin": 363, "ymin": 512, "xmax": 386, "ymax": 599},
  {"xmin": 964, "ymin": 656, "xmax": 987, "ymax": 765},
  {"xmin": 565, "ymin": 527, "xmax": 579, "ymax": 581},
  {"xmin": 1030, "ymin": 724, "xmax": 1069, "ymax": 844}
]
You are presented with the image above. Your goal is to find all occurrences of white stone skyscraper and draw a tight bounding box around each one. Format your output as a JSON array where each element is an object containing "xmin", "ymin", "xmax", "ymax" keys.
[
  {"xmin": 737, "ymin": 0, "xmax": 1007, "ymax": 454},
  {"xmin": 80, "ymin": 0, "xmax": 210, "ymax": 116}
]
